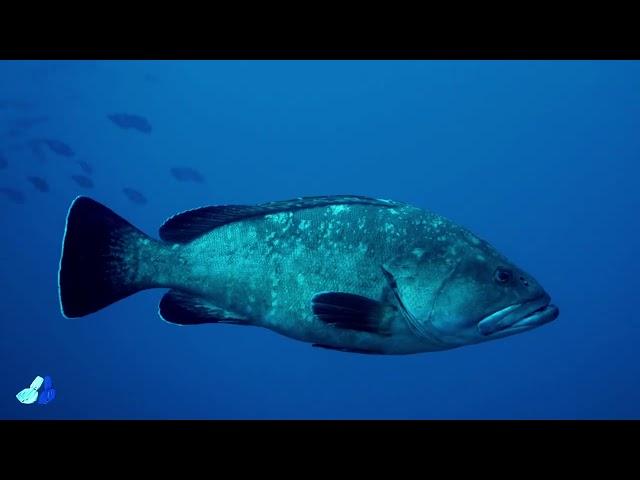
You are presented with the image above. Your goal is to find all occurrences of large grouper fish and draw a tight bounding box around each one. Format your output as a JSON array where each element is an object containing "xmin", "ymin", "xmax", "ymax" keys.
[{"xmin": 58, "ymin": 195, "xmax": 559, "ymax": 355}]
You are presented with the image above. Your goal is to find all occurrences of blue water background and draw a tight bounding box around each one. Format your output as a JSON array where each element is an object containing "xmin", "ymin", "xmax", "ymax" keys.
[{"xmin": 0, "ymin": 60, "xmax": 638, "ymax": 419}]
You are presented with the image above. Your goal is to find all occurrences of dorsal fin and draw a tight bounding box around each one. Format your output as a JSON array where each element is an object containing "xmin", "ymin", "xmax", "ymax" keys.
[{"xmin": 159, "ymin": 195, "xmax": 402, "ymax": 243}]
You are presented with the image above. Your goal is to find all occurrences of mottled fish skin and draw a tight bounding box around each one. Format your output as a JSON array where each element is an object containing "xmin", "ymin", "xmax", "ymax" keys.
[
  {"xmin": 128, "ymin": 200, "xmax": 528, "ymax": 354},
  {"xmin": 177, "ymin": 203, "xmax": 429, "ymax": 353}
]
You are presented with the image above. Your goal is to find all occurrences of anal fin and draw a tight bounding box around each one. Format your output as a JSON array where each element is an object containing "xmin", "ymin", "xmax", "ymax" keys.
[
  {"xmin": 312, "ymin": 343, "xmax": 383, "ymax": 355},
  {"xmin": 159, "ymin": 290, "xmax": 249, "ymax": 326}
]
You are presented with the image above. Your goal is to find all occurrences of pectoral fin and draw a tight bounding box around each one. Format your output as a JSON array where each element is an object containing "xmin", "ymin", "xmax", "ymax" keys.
[{"xmin": 311, "ymin": 292, "xmax": 394, "ymax": 336}]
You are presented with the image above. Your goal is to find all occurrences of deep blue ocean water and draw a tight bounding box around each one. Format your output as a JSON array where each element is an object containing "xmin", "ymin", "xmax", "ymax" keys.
[{"xmin": 0, "ymin": 60, "xmax": 638, "ymax": 419}]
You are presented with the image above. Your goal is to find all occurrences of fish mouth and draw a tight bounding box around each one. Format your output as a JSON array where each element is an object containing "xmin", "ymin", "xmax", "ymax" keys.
[{"xmin": 477, "ymin": 294, "xmax": 559, "ymax": 337}]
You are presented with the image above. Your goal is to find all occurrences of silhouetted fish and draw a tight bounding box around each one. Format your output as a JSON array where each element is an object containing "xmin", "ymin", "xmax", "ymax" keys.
[
  {"xmin": 27, "ymin": 175, "xmax": 50, "ymax": 192},
  {"xmin": 107, "ymin": 113, "xmax": 152, "ymax": 134},
  {"xmin": 0, "ymin": 153, "xmax": 7, "ymax": 169},
  {"xmin": 170, "ymin": 167, "xmax": 205, "ymax": 183},
  {"xmin": 41, "ymin": 139, "xmax": 74, "ymax": 157},
  {"xmin": 0, "ymin": 187, "xmax": 25, "ymax": 204},
  {"xmin": 71, "ymin": 175, "xmax": 94, "ymax": 188},
  {"xmin": 143, "ymin": 73, "xmax": 159, "ymax": 83},
  {"xmin": 28, "ymin": 139, "xmax": 47, "ymax": 162},
  {"xmin": 11, "ymin": 116, "xmax": 50, "ymax": 131},
  {"xmin": 0, "ymin": 99, "xmax": 32, "ymax": 110},
  {"xmin": 122, "ymin": 187, "xmax": 148, "ymax": 205},
  {"xmin": 77, "ymin": 160, "xmax": 93, "ymax": 175}
]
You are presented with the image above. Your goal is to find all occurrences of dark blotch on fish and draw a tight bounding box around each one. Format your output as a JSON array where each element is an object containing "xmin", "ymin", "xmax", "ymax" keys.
[
  {"xmin": 170, "ymin": 167, "xmax": 205, "ymax": 183},
  {"xmin": 107, "ymin": 113, "xmax": 152, "ymax": 134},
  {"xmin": 0, "ymin": 153, "xmax": 7, "ymax": 169},
  {"xmin": 122, "ymin": 187, "xmax": 148, "ymax": 205},
  {"xmin": 38, "ymin": 139, "xmax": 75, "ymax": 157},
  {"xmin": 27, "ymin": 176, "xmax": 50, "ymax": 192},
  {"xmin": 77, "ymin": 160, "xmax": 93, "ymax": 175},
  {"xmin": 71, "ymin": 175, "xmax": 94, "ymax": 189},
  {"xmin": 0, "ymin": 187, "xmax": 25, "ymax": 204}
]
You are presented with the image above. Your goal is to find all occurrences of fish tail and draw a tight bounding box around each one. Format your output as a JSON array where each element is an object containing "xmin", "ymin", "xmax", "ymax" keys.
[{"xmin": 58, "ymin": 196, "xmax": 161, "ymax": 318}]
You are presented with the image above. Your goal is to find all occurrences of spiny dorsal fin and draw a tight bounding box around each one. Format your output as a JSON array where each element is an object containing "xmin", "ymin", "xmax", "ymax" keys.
[{"xmin": 159, "ymin": 195, "xmax": 402, "ymax": 243}]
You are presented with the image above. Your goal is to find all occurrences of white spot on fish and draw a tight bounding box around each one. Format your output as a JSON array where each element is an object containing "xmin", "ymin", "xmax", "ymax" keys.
[
  {"xmin": 266, "ymin": 212, "xmax": 290, "ymax": 224},
  {"xmin": 412, "ymin": 248, "xmax": 425, "ymax": 258},
  {"xmin": 299, "ymin": 219, "xmax": 311, "ymax": 231},
  {"xmin": 329, "ymin": 205, "xmax": 350, "ymax": 215}
]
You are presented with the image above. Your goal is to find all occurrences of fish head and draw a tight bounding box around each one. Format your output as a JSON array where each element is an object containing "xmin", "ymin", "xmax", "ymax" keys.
[{"xmin": 422, "ymin": 233, "xmax": 559, "ymax": 347}]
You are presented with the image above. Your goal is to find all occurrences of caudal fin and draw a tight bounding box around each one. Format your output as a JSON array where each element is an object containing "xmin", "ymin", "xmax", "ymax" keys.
[{"xmin": 58, "ymin": 196, "xmax": 153, "ymax": 318}]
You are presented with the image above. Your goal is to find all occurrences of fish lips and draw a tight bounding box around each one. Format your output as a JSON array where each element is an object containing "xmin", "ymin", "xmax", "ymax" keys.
[{"xmin": 477, "ymin": 294, "xmax": 559, "ymax": 337}]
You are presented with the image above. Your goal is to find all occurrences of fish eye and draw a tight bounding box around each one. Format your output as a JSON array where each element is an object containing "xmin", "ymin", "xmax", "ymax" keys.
[
  {"xmin": 494, "ymin": 267, "xmax": 513, "ymax": 284},
  {"xmin": 520, "ymin": 275, "xmax": 529, "ymax": 286}
]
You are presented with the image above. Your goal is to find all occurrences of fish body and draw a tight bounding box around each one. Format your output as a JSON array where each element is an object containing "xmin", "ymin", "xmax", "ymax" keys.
[
  {"xmin": 0, "ymin": 187, "xmax": 25, "ymax": 204},
  {"xmin": 70, "ymin": 175, "xmax": 93, "ymax": 188},
  {"xmin": 27, "ymin": 176, "xmax": 50, "ymax": 192},
  {"xmin": 122, "ymin": 187, "xmax": 147, "ymax": 205},
  {"xmin": 58, "ymin": 196, "xmax": 558, "ymax": 355},
  {"xmin": 107, "ymin": 113, "xmax": 152, "ymax": 133},
  {"xmin": 41, "ymin": 139, "xmax": 74, "ymax": 157},
  {"xmin": 170, "ymin": 167, "xmax": 204, "ymax": 183}
]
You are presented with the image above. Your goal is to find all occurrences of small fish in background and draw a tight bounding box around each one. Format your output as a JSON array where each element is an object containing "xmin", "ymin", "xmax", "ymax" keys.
[
  {"xmin": 170, "ymin": 167, "xmax": 205, "ymax": 183},
  {"xmin": 122, "ymin": 187, "xmax": 148, "ymax": 205},
  {"xmin": 0, "ymin": 153, "xmax": 7, "ymax": 169},
  {"xmin": 16, "ymin": 376, "xmax": 44, "ymax": 405},
  {"xmin": 37, "ymin": 376, "xmax": 56, "ymax": 405},
  {"xmin": 27, "ymin": 139, "xmax": 47, "ymax": 162},
  {"xmin": 0, "ymin": 187, "xmax": 25, "ymax": 204},
  {"xmin": 77, "ymin": 160, "xmax": 94, "ymax": 175},
  {"xmin": 143, "ymin": 73, "xmax": 159, "ymax": 83},
  {"xmin": 71, "ymin": 174, "xmax": 94, "ymax": 189},
  {"xmin": 40, "ymin": 138, "xmax": 75, "ymax": 157},
  {"xmin": 3, "ymin": 129, "xmax": 21, "ymax": 138},
  {"xmin": 107, "ymin": 113, "xmax": 152, "ymax": 134},
  {"xmin": 0, "ymin": 99, "xmax": 32, "ymax": 111},
  {"xmin": 10, "ymin": 115, "xmax": 50, "ymax": 131},
  {"xmin": 27, "ymin": 175, "xmax": 50, "ymax": 193}
]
